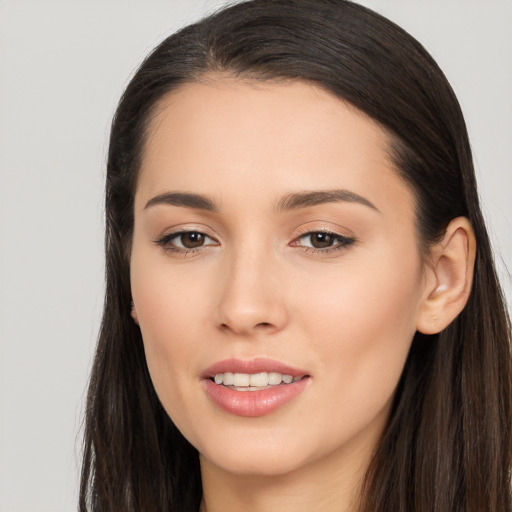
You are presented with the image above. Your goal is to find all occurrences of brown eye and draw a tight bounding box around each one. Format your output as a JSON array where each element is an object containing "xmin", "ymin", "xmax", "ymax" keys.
[
  {"xmin": 309, "ymin": 232, "xmax": 334, "ymax": 248},
  {"xmin": 180, "ymin": 232, "xmax": 206, "ymax": 249},
  {"xmin": 295, "ymin": 231, "xmax": 355, "ymax": 252},
  {"xmin": 155, "ymin": 230, "xmax": 218, "ymax": 253}
]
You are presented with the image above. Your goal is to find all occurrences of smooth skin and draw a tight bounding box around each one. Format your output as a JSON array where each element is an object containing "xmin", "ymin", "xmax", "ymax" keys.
[{"xmin": 130, "ymin": 77, "xmax": 475, "ymax": 512}]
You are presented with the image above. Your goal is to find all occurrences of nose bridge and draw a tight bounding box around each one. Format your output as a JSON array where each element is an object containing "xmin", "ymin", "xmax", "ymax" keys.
[{"xmin": 215, "ymin": 239, "xmax": 287, "ymax": 335}]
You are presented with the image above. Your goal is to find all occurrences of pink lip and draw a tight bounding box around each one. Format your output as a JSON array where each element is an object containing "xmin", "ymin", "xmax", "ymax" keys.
[
  {"xmin": 201, "ymin": 358, "xmax": 311, "ymax": 417},
  {"xmin": 201, "ymin": 357, "xmax": 308, "ymax": 379}
]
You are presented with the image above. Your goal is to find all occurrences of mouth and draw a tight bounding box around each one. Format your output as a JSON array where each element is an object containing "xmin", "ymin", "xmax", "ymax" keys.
[
  {"xmin": 201, "ymin": 358, "xmax": 311, "ymax": 417},
  {"xmin": 210, "ymin": 371, "xmax": 305, "ymax": 391}
]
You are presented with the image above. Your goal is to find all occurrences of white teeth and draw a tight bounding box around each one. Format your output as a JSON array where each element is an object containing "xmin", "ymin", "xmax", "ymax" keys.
[
  {"xmin": 213, "ymin": 371, "xmax": 300, "ymax": 387},
  {"xmin": 223, "ymin": 372, "xmax": 234, "ymax": 385},
  {"xmin": 233, "ymin": 373, "xmax": 250, "ymax": 387},
  {"xmin": 249, "ymin": 372, "xmax": 268, "ymax": 387},
  {"xmin": 268, "ymin": 372, "xmax": 282, "ymax": 385}
]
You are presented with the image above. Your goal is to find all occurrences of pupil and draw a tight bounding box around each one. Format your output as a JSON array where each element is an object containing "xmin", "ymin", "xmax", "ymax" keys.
[
  {"xmin": 182, "ymin": 232, "xmax": 204, "ymax": 249},
  {"xmin": 311, "ymin": 233, "xmax": 333, "ymax": 248}
]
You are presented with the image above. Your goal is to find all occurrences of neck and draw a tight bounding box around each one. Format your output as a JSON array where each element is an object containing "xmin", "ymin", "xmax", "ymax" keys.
[{"xmin": 199, "ymin": 441, "xmax": 372, "ymax": 512}]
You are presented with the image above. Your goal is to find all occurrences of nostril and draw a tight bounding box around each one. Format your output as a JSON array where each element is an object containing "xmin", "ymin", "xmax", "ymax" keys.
[{"xmin": 218, "ymin": 321, "xmax": 275, "ymax": 334}]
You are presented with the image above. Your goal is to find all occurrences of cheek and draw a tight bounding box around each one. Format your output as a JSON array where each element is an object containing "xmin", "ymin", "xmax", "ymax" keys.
[
  {"xmin": 131, "ymin": 239, "xmax": 213, "ymax": 342},
  {"xmin": 294, "ymin": 245, "xmax": 423, "ymax": 417},
  {"xmin": 130, "ymin": 249, "xmax": 210, "ymax": 416}
]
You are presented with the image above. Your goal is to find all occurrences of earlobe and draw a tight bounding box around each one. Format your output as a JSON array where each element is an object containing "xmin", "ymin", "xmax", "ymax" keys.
[
  {"xmin": 130, "ymin": 301, "xmax": 140, "ymax": 325},
  {"xmin": 416, "ymin": 217, "xmax": 476, "ymax": 335}
]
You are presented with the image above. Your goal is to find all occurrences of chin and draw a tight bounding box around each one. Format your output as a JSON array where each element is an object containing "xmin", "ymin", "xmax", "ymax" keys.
[
  {"xmin": 200, "ymin": 445, "xmax": 309, "ymax": 477},
  {"xmin": 191, "ymin": 422, "xmax": 328, "ymax": 478}
]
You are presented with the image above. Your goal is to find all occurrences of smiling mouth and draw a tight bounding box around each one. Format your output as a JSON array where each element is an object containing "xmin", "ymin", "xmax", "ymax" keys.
[
  {"xmin": 211, "ymin": 372, "xmax": 306, "ymax": 391},
  {"xmin": 202, "ymin": 360, "xmax": 311, "ymax": 416}
]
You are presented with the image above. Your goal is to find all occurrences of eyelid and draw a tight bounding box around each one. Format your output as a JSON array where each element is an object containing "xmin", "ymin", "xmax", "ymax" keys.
[
  {"xmin": 289, "ymin": 223, "xmax": 357, "ymax": 253},
  {"xmin": 169, "ymin": 231, "xmax": 217, "ymax": 248},
  {"xmin": 293, "ymin": 222, "xmax": 354, "ymax": 239},
  {"xmin": 153, "ymin": 225, "xmax": 220, "ymax": 254},
  {"xmin": 291, "ymin": 230, "xmax": 354, "ymax": 245},
  {"xmin": 154, "ymin": 223, "xmax": 218, "ymax": 240}
]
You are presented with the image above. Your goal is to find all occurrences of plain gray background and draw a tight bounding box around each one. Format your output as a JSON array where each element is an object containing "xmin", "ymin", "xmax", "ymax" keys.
[{"xmin": 0, "ymin": 1, "xmax": 510, "ymax": 510}]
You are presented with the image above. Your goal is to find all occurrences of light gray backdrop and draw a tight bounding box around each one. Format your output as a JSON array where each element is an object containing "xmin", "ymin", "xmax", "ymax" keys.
[{"xmin": 1, "ymin": 1, "xmax": 510, "ymax": 510}]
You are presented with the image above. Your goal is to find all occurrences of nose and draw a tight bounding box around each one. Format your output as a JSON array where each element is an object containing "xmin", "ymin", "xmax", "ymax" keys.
[{"xmin": 214, "ymin": 246, "xmax": 289, "ymax": 336}]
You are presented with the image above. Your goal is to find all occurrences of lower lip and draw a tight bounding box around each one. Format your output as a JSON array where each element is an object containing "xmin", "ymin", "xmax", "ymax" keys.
[{"xmin": 202, "ymin": 378, "xmax": 310, "ymax": 417}]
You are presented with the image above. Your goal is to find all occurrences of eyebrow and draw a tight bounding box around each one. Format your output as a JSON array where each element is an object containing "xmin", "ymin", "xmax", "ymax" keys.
[
  {"xmin": 276, "ymin": 189, "xmax": 379, "ymax": 213},
  {"xmin": 144, "ymin": 192, "xmax": 218, "ymax": 211},
  {"xmin": 143, "ymin": 188, "xmax": 379, "ymax": 214}
]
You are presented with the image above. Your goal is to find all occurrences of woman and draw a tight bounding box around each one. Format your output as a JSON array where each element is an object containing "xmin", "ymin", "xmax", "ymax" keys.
[{"xmin": 80, "ymin": 1, "xmax": 512, "ymax": 510}]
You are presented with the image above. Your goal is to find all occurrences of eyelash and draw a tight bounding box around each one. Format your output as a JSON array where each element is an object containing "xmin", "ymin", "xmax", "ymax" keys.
[
  {"xmin": 153, "ymin": 229, "xmax": 356, "ymax": 255},
  {"xmin": 293, "ymin": 231, "xmax": 356, "ymax": 254},
  {"xmin": 154, "ymin": 230, "xmax": 218, "ymax": 255}
]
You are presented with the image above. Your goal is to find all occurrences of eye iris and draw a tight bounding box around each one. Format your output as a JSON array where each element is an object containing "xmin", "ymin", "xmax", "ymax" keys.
[
  {"xmin": 311, "ymin": 232, "xmax": 334, "ymax": 248},
  {"xmin": 181, "ymin": 232, "xmax": 205, "ymax": 249}
]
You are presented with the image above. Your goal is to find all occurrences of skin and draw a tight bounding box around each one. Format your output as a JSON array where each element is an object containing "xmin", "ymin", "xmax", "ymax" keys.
[{"xmin": 130, "ymin": 78, "xmax": 475, "ymax": 512}]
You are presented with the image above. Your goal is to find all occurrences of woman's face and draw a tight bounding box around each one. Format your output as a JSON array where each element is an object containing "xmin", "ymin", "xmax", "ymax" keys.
[{"xmin": 130, "ymin": 78, "xmax": 429, "ymax": 477}]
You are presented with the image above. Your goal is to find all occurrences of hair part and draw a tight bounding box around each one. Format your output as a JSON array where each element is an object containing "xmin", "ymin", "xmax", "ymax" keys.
[{"xmin": 80, "ymin": 1, "xmax": 512, "ymax": 510}]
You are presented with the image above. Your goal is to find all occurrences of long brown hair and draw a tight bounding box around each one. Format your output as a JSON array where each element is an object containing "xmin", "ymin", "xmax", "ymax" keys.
[{"xmin": 80, "ymin": 1, "xmax": 512, "ymax": 510}]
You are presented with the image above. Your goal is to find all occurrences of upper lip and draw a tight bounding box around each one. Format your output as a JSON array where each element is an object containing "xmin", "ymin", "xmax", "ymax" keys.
[{"xmin": 201, "ymin": 358, "xmax": 309, "ymax": 379}]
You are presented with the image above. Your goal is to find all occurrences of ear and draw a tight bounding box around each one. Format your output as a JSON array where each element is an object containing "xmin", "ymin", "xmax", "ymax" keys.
[
  {"xmin": 416, "ymin": 217, "xmax": 476, "ymax": 335},
  {"xmin": 130, "ymin": 301, "xmax": 139, "ymax": 325}
]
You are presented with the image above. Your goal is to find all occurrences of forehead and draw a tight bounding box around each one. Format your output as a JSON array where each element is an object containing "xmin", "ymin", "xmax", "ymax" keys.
[
  {"xmin": 143, "ymin": 77, "xmax": 389, "ymax": 166},
  {"xmin": 136, "ymin": 77, "xmax": 414, "ymax": 219}
]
